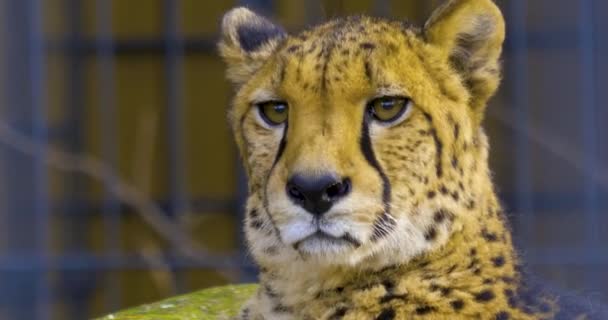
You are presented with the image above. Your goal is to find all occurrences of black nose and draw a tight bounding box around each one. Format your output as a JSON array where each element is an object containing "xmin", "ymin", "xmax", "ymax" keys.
[{"xmin": 286, "ymin": 174, "xmax": 351, "ymax": 216}]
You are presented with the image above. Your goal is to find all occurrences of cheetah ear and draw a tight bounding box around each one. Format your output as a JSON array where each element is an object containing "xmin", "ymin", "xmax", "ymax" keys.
[
  {"xmin": 424, "ymin": 0, "xmax": 505, "ymax": 122},
  {"xmin": 219, "ymin": 7, "xmax": 287, "ymax": 85}
]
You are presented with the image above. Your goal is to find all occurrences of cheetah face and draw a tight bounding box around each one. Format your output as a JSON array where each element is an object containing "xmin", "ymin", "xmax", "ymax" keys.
[{"xmin": 220, "ymin": 1, "xmax": 505, "ymax": 266}]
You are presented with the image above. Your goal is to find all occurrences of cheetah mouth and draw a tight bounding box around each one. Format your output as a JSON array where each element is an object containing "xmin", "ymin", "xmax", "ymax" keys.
[{"xmin": 292, "ymin": 231, "xmax": 362, "ymax": 251}]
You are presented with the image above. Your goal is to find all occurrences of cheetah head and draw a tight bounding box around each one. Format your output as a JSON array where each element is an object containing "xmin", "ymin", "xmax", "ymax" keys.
[{"xmin": 219, "ymin": 0, "xmax": 505, "ymax": 267}]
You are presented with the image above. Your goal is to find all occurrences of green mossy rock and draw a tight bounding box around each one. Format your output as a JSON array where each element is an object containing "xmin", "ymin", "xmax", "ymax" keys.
[{"xmin": 98, "ymin": 284, "xmax": 257, "ymax": 320}]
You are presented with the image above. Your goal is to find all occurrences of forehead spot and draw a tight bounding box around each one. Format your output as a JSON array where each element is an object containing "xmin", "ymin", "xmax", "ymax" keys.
[{"xmin": 360, "ymin": 42, "xmax": 376, "ymax": 50}]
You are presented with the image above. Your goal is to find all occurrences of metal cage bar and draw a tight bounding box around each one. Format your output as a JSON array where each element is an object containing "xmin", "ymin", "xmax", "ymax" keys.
[
  {"xmin": 95, "ymin": 0, "xmax": 122, "ymax": 312},
  {"xmin": 28, "ymin": 0, "xmax": 50, "ymax": 319},
  {"xmin": 579, "ymin": 0, "xmax": 601, "ymax": 293},
  {"xmin": 163, "ymin": 0, "xmax": 189, "ymax": 294},
  {"xmin": 508, "ymin": 0, "xmax": 534, "ymax": 248}
]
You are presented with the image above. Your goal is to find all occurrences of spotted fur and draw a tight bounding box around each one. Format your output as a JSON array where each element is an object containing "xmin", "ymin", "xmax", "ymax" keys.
[{"xmin": 219, "ymin": 1, "xmax": 607, "ymax": 319}]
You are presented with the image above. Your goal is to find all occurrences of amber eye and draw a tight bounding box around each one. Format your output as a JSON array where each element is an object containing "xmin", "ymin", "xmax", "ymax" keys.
[
  {"xmin": 257, "ymin": 101, "xmax": 289, "ymax": 126},
  {"xmin": 368, "ymin": 96, "xmax": 410, "ymax": 123}
]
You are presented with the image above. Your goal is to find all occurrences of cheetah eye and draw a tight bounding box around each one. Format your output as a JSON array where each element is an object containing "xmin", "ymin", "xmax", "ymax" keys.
[
  {"xmin": 367, "ymin": 96, "xmax": 411, "ymax": 124},
  {"xmin": 257, "ymin": 101, "xmax": 289, "ymax": 126}
]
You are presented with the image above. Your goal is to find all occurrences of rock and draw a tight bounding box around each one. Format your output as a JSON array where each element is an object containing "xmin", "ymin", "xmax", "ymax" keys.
[{"xmin": 98, "ymin": 284, "xmax": 257, "ymax": 320}]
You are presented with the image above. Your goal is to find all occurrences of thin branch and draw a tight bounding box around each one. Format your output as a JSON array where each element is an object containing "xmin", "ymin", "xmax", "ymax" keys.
[
  {"xmin": 0, "ymin": 121, "xmax": 241, "ymax": 277},
  {"xmin": 488, "ymin": 107, "xmax": 608, "ymax": 192}
]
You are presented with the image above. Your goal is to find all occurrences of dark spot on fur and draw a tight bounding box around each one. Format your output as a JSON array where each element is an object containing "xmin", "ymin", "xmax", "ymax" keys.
[
  {"xmin": 264, "ymin": 246, "xmax": 278, "ymax": 255},
  {"xmin": 451, "ymin": 299, "xmax": 465, "ymax": 310},
  {"xmin": 495, "ymin": 311, "xmax": 510, "ymax": 320},
  {"xmin": 375, "ymin": 308, "xmax": 395, "ymax": 320},
  {"xmin": 250, "ymin": 219, "xmax": 263, "ymax": 229},
  {"xmin": 427, "ymin": 127, "xmax": 444, "ymax": 178},
  {"xmin": 287, "ymin": 45, "xmax": 300, "ymax": 53},
  {"xmin": 452, "ymin": 156, "xmax": 459, "ymax": 169},
  {"xmin": 425, "ymin": 227, "xmax": 438, "ymax": 241},
  {"xmin": 380, "ymin": 293, "xmax": 407, "ymax": 304},
  {"xmin": 360, "ymin": 42, "xmax": 376, "ymax": 50},
  {"xmin": 439, "ymin": 185, "xmax": 449, "ymax": 195},
  {"xmin": 415, "ymin": 305, "xmax": 436, "ymax": 315},
  {"xmin": 466, "ymin": 199, "xmax": 476, "ymax": 210},
  {"xmin": 492, "ymin": 256, "xmax": 506, "ymax": 267},
  {"xmin": 364, "ymin": 61, "xmax": 372, "ymax": 80},
  {"xmin": 475, "ymin": 290, "xmax": 495, "ymax": 302},
  {"xmin": 330, "ymin": 307, "xmax": 348, "ymax": 319},
  {"xmin": 441, "ymin": 287, "xmax": 453, "ymax": 296},
  {"xmin": 240, "ymin": 307, "xmax": 250, "ymax": 320},
  {"xmin": 427, "ymin": 191, "xmax": 437, "ymax": 199},
  {"xmin": 264, "ymin": 284, "xmax": 278, "ymax": 298},
  {"xmin": 481, "ymin": 228, "xmax": 499, "ymax": 242},
  {"xmin": 382, "ymin": 280, "xmax": 395, "ymax": 292},
  {"xmin": 468, "ymin": 257, "xmax": 479, "ymax": 269},
  {"xmin": 273, "ymin": 303, "xmax": 292, "ymax": 313},
  {"xmin": 419, "ymin": 129, "xmax": 430, "ymax": 136},
  {"xmin": 451, "ymin": 191, "xmax": 460, "ymax": 201},
  {"xmin": 249, "ymin": 209, "xmax": 259, "ymax": 218},
  {"xmin": 501, "ymin": 277, "xmax": 515, "ymax": 284}
]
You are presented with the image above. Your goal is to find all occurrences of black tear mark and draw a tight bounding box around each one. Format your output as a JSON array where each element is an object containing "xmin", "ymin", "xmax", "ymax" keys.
[
  {"xmin": 360, "ymin": 112, "xmax": 392, "ymax": 231},
  {"xmin": 271, "ymin": 122, "xmax": 288, "ymax": 168}
]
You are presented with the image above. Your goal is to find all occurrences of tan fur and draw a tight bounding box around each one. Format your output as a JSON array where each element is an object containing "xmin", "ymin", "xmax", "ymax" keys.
[{"xmin": 218, "ymin": 1, "xmax": 587, "ymax": 319}]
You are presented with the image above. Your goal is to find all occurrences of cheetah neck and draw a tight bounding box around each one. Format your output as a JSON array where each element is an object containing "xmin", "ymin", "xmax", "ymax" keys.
[{"xmin": 256, "ymin": 186, "xmax": 533, "ymax": 318}]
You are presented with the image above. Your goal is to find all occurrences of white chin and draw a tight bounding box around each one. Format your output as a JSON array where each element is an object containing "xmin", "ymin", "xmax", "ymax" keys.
[{"xmin": 294, "ymin": 236, "xmax": 368, "ymax": 267}]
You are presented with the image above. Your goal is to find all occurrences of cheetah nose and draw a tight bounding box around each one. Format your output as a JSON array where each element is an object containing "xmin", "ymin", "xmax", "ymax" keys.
[{"xmin": 286, "ymin": 174, "xmax": 351, "ymax": 216}]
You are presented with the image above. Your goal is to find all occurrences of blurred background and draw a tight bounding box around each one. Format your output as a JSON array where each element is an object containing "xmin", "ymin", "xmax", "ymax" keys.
[{"xmin": 0, "ymin": 0, "xmax": 606, "ymax": 319}]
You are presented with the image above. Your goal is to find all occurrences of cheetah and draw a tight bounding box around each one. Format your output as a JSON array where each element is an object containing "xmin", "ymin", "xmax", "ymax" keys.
[{"xmin": 218, "ymin": 0, "xmax": 608, "ymax": 319}]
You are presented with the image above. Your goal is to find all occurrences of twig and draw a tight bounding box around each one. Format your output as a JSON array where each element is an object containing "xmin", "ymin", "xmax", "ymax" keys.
[
  {"xmin": 0, "ymin": 121, "xmax": 241, "ymax": 276},
  {"xmin": 488, "ymin": 107, "xmax": 608, "ymax": 192}
]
